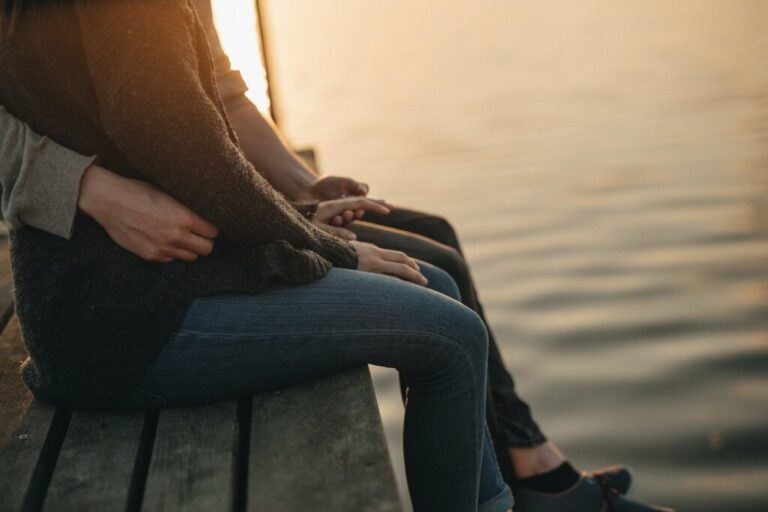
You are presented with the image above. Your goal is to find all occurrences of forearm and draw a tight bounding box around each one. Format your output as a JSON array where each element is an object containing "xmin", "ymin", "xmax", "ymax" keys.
[
  {"xmin": 191, "ymin": 0, "xmax": 318, "ymax": 201},
  {"xmin": 225, "ymin": 97, "xmax": 317, "ymax": 201}
]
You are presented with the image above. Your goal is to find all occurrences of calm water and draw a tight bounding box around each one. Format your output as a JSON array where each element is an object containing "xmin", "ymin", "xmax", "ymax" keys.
[{"xmin": 263, "ymin": 1, "xmax": 768, "ymax": 509}]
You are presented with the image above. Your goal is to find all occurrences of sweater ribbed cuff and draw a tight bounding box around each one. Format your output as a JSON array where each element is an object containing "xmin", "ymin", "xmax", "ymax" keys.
[
  {"xmin": 315, "ymin": 233, "xmax": 359, "ymax": 270},
  {"xmin": 290, "ymin": 201, "xmax": 319, "ymax": 220}
]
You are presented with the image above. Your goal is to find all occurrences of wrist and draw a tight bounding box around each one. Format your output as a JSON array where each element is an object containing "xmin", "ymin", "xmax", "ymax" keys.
[
  {"xmin": 293, "ymin": 173, "xmax": 320, "ymax": 202},
  {"xmin": 77, "ymin": 165, "xmax": 104, "ymax": 217},
  {"xmin": 292, "ymin": 201, "xmax": 319, "ymax": 221},
  {"xmin": 77, "ymin": 164, "xmax": 122, "ymax": 220}
]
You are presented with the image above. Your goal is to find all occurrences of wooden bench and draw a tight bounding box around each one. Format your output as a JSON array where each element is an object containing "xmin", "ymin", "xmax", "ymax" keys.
[{"xmin": 0, "ymin": 150, "xmax": 403, "ymax": 511}]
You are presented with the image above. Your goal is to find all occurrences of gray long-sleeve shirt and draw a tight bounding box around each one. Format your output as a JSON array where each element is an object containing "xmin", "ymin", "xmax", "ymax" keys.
[
  {"xmin": 0, "ymin": 105, "xmax": 96, "ymax": 238},
  {"xmin": 0, "ymin": 0, "xmax": 247, "ymax": 239}
]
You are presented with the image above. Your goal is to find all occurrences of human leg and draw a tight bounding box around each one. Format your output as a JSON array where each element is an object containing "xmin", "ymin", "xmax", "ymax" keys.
[
  {"xmin": 417, "ymin": 263, "xmax": 513, "ymax": 512},
  {"xmin": 352, "ymin": 211, "xmax": 675, "ymax": 511},
  {"xmin": 349, "ymin": 220, "xmax": 547, "ymax": 464},
  {"xmin": 362, "ymin": 206, "xmax": 463, "ymax": 251},
  {"xmin": 122, "ymin": 268, "xmax": 489, "ymax": 511}
]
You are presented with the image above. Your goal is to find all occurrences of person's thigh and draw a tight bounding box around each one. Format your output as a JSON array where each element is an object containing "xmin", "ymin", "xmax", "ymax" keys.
[
  {"xmin": 362, "ymin": 205, "xmax": 463, "ymax": 252},
  {"xmin": 130, "ymin": 266, "xmax": 480, "ymax": 407},
  {"xmin": 349, "ymin": 221, "xmax": 475, "ymax": 325},
  {"xmin": 350, "ymin": 220, "xmax": 462, "ymax": 270}
]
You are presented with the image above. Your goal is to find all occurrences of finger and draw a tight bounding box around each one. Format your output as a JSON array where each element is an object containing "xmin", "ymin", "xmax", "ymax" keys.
[
  {"xmin": 176, "ymin": 232, "xmax": 215, "ymax": 256},
  {"xmin": 168, "ymin": 248, "xmax": 200, "ymax": 262},
  {"xmin": 381, "ymin": 249, "xmax": 419, "ymax": 270},
  {"xmin": 354, "ymin": 209, "xmax": 365, "ymax": 219},
  {"xmin": 381, "ymin": 261, "xmax": 428, "ymax": 286},
  {"xmin": 355, "ymin": 182, "xmax": 370, "ymax": 196},
  {"xmin": 325, "ymin": 225, "xmax": 358, "ymax": 241},
  {"xmin": 331, "ymin": 215, "xmax": 344, "ymax": 226},
  {"xmin": 318, "ymin": 198, "xmax": 388, "ymax": 220},
  {"xmin": 338, "ymin": 197, "xmax": 390, "ymax": 215},
  {"xmin": 342, "ymin": 210, "xmax": 355, "ymax": 222},
  {"xmin": 190, "ymin": 214, "xmax": 219, "ymax": 238},
  {"xmin": 140, "ymin": 246, "xmax": 171, "ymax": 263}
]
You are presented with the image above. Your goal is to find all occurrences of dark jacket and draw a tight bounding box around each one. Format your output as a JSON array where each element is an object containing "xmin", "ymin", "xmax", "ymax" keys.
[{"xmin": 0, "ymin": 0, "xmax": 357, "ymax": 409}]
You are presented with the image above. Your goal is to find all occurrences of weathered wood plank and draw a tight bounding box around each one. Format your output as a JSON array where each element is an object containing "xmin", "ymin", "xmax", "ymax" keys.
[
  {"xmin": 143, "ymin": 400, "xmax": 239, "ymax": 511},
  {"xmin": 0, "ymin": 236, "xmax": 27, "ymax": 448},
  {"xmin": 0, "ymin": 234, "xmax": 14, "ymax": 315},
  {"xmin": 0, "ymin": 314, "xmax": 33, "ymax": 449},
  {"xmin": 296, "ymin": 147, "xmax": 318, "ymax": 172},
  {"xmin": 0, "ymin": 400, "xmax": 62, "ymax": 511},
  {"xmin": 0, "ymin": 236, "xmax": 67, "ymax": 511},
  {"xmin": 43, "ymin": 410, "xmax": 145, "ymax": 511},
  {"xmin": 248, "ymin": 367, "xmax": 402, "ymax": 512}
]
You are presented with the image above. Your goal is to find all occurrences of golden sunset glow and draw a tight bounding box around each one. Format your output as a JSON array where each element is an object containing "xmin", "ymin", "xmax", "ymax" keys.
[{"xmin": 210, "ymin": 0, "xmax": 271, "ymax": 114}]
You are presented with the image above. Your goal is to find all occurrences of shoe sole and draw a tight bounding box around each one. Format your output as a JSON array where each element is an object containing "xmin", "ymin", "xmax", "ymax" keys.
[{"xmin": 623, "ymin": 465, "xmax": 635, "ymax": 499}]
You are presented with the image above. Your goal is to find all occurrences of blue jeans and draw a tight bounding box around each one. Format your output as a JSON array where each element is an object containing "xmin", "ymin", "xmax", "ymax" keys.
[{"xmin": 124, "ymin": 263, "xmax": 513, "ymax": 512}]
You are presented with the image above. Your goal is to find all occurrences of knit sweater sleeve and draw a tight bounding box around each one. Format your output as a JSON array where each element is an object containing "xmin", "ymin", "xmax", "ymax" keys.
[{"xmin": 73, "ymin": 0, "xmax": 357, "ymax": 269}]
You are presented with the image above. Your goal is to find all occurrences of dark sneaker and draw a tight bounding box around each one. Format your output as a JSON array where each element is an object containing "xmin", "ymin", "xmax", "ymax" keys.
[
  {"xmin": 589, "ymin": 465, "xmax": 634, "ymax": 496},
  {"xmin": 514, "ymin": 474, "xmax": 675, "ymax": 512}
]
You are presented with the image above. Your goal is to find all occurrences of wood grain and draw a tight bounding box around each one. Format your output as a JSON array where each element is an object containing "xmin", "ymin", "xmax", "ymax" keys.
[
  {"xmin": 248, "ymin": 367, "xmax": 402, "ymax": 512},
  {"xmin": 43, "ymin": 410, "xmax": 145, "ymax": 511},
  {"xmin": 0, "ymin": 400, "xmax": 59, "ymax": 511},
  {"xmin": 143, "ymin": 400, "xmax": 239, "ymax": 511}
]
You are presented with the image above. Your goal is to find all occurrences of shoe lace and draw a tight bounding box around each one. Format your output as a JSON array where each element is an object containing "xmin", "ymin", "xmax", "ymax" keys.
[{"xmin": 593, "ymin": 474, "xmax": 622, "ymax": 512}]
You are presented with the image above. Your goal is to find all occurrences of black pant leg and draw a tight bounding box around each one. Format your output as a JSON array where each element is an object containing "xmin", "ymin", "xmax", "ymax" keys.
[{"xmin": 362, "ymin": 206, "xmax": 463, "ymax": 253}]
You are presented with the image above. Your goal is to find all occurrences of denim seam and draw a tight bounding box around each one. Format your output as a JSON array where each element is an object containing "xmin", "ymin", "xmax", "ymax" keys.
[
  {"xmin": 198, "ymin": 300, "xmax": 451, "ymax": 309},
  {"xmin": 172, "ymin": 327, "xmax": 477, "ymax": 340},
  {"xmin": 189, "ymin": 302, "xmax": 473, "ymax": 330}
]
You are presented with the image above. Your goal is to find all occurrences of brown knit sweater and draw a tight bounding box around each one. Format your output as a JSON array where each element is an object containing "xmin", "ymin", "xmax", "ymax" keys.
[{"xmin": 0, "ymin": 0, "xmax": 357, "ymax": 409}]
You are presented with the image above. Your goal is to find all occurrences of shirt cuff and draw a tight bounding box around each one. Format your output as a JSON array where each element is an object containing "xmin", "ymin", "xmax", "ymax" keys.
[{"xmin": 216, "ymin": 68, "xmax": 250, "ymax": 103}]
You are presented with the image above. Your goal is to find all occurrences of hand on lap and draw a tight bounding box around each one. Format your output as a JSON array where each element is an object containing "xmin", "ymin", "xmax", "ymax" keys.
[{"xmin": 351, "ymin": 241, "xmax": 427, "ymax": 286}]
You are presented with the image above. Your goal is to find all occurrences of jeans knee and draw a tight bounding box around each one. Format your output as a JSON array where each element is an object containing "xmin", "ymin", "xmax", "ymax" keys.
[
  {"xmin": 430, "ymin": 247, "xmax": 469, "ymax": 288},
  {"xmin": 418, "ymin": 262, "xmax": 461, "ymax": 301},
  {"xmin": 407, "ymin": 303, "xmax": 488, "ymax": 394},
  {"xmin": 440, "ymin": 306, "xmax": 488, "ymax": 378},
  {"xmin": 464, "ymin": 308, "xmax": 489, "ymax": 365}
]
